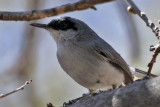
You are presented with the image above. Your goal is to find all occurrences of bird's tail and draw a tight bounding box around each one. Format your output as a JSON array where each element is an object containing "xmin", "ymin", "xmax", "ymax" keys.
[{"xmin": 129, "ymin": 66, "xmax": 158, "ymax": 78}]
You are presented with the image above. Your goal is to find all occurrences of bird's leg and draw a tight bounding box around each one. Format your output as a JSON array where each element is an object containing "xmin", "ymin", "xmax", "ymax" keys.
[
  {"xmin": 63, "ymin": 86, "xmax": 121, "ymax": 107},
  {"xmin": 136, "ymin": 75, "xmax": 151, "ymax": 82},
  {"xmin": 112, "ymin": 84, "xmax": 117, "ymax": 89},
  {"xmin": 119, "ymin": 83, "xmax": 125, "ymax": 88},
  {"xmin": 142, "ymin": 75, "xmax": 151, "ymax": 80},
  {"xmin": 63, "ymin": 89, "xmax": 96, "ymax": 107}
]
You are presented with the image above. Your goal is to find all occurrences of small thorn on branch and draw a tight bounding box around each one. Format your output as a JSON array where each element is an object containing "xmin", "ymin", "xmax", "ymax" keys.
[
  {"xmin": 140, "ymin": 12, "xmax": 146, "ymax": 17},
  {"xmin": 150, "ymin": 45, "xmax": 155, "ymax": 51},
  {"xmin": 150, "ymin": 44, "xmax": 160, "ymax": 51},
  {"xmin": 0, "ymin": 80, "xmax": 32, "ymax": 99},
  {"xmin": 90, "ymin": 6, "xmax": 97, "ymax": 10}
]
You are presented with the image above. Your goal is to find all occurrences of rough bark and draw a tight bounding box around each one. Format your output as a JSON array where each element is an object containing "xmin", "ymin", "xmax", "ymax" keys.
[
  {"xmin": 69, "ymin": 77, "xmax": 160, "ymax": 107},
  {"xmin": 0, "ymin": 0, "xmax": 114, "ymax": 21}
]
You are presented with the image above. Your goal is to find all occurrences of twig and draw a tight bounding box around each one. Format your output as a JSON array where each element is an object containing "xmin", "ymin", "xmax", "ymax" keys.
[
  {"xmin": 147, "ymin": 45, "xmax": 160, "ymax": 76},
  {"xmin": 127, "ymin": 0, "xmax": 160, "ymax": 76},
  {"xmin": 127, "ymin": 0, "xmax": 160, "ymax": 40},
  {"xmin": 0, "ymin": 0, "xmax": 114, "ymax": 21},
  {"xmin": 0, "ymin": 80, "xmax": 32, "ymax": 99}
]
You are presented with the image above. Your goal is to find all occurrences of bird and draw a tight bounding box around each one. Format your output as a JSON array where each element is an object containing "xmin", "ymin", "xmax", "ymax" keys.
[{"xmin": 30, "ymin": 16, "xmax": 134, "ymax": 94}]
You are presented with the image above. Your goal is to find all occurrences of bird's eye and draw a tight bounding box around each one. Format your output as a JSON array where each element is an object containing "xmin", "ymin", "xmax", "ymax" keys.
[
  {"xmin": 59, "ymin": 22, "xmax": 68, "ymax": 30},
  {"xmin": 48, "ymin": 19, "xmax": 77, "ymax": 31}
]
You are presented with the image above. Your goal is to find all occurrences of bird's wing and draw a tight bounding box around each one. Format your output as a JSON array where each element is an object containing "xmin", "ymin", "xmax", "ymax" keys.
[{"xmin": 92, "ymin": 39, "xmax": 134, "ymax": 84}]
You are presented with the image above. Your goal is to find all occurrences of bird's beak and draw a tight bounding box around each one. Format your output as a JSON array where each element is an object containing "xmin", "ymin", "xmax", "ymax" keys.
[{"xmin": 30, "ymin": 23, "xmax": 48, "ymax": 29}]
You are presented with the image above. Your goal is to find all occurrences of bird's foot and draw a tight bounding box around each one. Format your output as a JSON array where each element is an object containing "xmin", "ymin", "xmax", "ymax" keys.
[
  {"xmin": 142, "ymin": 75, "xmax": 151, "ymax": 80},
  {"xmin": 119, "ymin": 83, "xmax": 125, "ymax": 88},
  {"xmin": 63, "ymin": 92, "xmax": 93, "ymax": 107},
  {"xmin": 63, "ymin": 88, "xmax": 115, "ymax": 106},
  {"xmin": 136, "ymin": 75, "xmax": 151, "ymax": 82}
]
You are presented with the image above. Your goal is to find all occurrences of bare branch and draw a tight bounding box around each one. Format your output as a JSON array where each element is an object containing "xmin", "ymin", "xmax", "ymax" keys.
[
  {"xmin": 127, "ymin": 0, "xmax": 160, "ymax": 40},
  {"xmin": 0, "ymin": 0, "xmax": 114, "ymax": 21},
  {"xmin": 0, "ymin": 80, "xmax": 32, "ymax": 99},
  {"xmin": 147, "ymin": 45, "xmax": 160, "ymax": 76},
  {"xmin": 126, "ymin": 0, "xmax": 160, "ymax": 76}
]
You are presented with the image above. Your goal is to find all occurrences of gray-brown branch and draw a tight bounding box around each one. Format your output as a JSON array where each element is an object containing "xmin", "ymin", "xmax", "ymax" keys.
[
  {"xmin": 127, "ymin": 0, "xmax": 160, "ymax": 76},
  {"xmin": 147, "ymin": 45, "xmax": 160, "ymax": 76},
  {"xmin": 68, "ymin": 77, "xmax": 160, "ymax": 107},
  {"xmin": 0, "ymin": 80, "xmax": 32, "ymax": 99},
  {"xmin": 0, "ymin": 0, "xmax": 114, "ymax": 21},
  {"xmin": 127, "ymin": 0, "xmax": 160, "ymax": 40}
]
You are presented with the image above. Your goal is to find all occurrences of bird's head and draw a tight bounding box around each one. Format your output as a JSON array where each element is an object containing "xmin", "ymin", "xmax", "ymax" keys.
[{"xmin": 31, "ymin": 17, "xmax": 96, "ymax": 44}]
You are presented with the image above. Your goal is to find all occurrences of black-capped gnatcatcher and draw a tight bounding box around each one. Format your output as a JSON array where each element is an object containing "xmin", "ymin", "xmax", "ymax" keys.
[{"xmin": 31, "ymin": 17, "xmax": 155, "ymax": 94}]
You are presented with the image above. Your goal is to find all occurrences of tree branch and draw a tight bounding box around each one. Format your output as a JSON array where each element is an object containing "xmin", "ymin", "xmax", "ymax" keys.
[
  {"xmin": 127, "ymin": 0, "xmax": 160, "ymax": 76},
  {"xmin": 127, "ymin": 0, "xmax": 160, "ymax": 40},
  {"xmin": 0, "ymin": 80, "xmax": 32, "ymax": 99},
  {"xmin": 147, "ymin": 45, "xmax": 160, "ymax": 76},
  {"xmin": 67, "ymin": 77, "xmax": 160, "ymax": 107},
  {"xmin": 0, "ymin": 0, "xmax": 114, "ymax": 21}
]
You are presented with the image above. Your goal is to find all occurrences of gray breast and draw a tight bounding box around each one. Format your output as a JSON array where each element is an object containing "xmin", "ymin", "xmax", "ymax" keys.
[{"xmin": 56, "ymin": 42, "xmax": 125, "ymax": 90}]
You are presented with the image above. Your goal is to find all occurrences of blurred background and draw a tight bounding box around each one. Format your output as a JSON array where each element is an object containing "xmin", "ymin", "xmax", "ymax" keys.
[{"xmin": 0, "ymin": 0, "xmax": 160, "ymax": 106}]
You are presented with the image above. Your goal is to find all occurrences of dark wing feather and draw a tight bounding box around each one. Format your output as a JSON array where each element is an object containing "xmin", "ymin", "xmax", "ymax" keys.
[{"xmin": 92, "ymin": 38, "xmax": 134, "ymax": 84}]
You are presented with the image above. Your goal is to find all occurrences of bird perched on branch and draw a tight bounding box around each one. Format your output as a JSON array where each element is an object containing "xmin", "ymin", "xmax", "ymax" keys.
[{"xmin": 31, "ymin": 17, "xmax": 135, "ymax": 94}]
